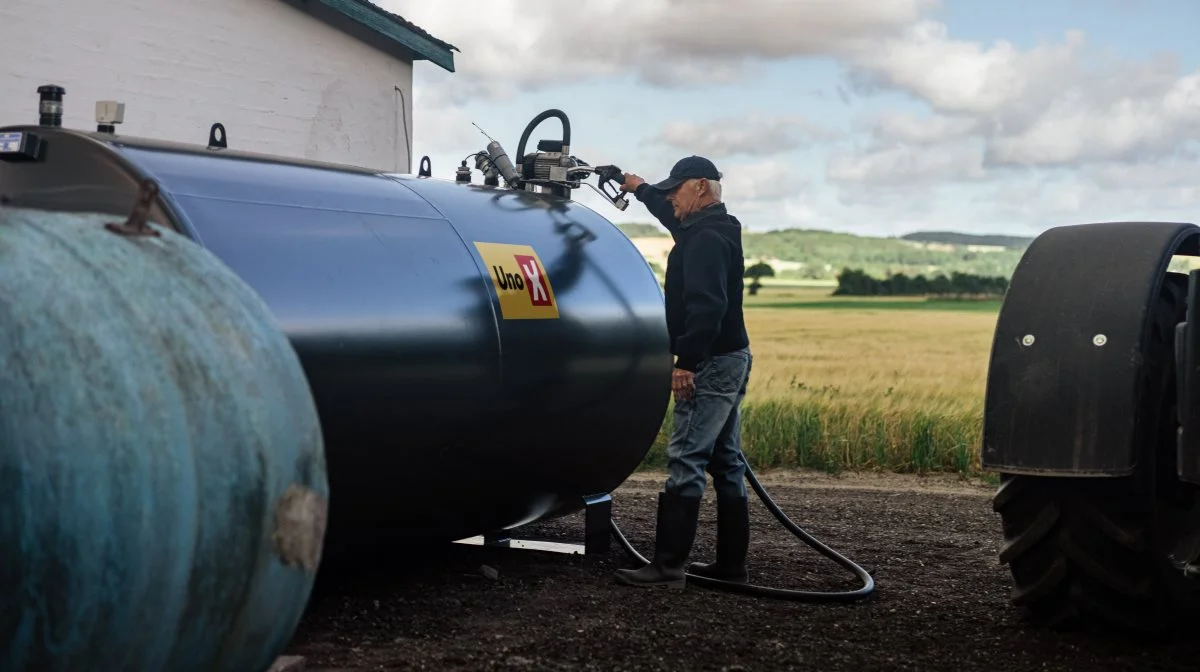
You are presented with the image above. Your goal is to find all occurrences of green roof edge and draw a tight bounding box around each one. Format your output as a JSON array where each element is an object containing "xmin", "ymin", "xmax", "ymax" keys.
[{"xmin": 287, "ymin": 0, "xmax": 458, "ymax": 73}]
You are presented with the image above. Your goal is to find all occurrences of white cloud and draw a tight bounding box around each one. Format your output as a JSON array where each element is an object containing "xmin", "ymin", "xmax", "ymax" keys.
[
  {"xmin": 651, "ymin": 112, "xmax": 841, "ymax": 158},
  {"xmin": 719, "ymin": 158, "xmax": 810, "ymax": 202},
  {"xmin": 408, "ymin": 88, "xmax": 476, "ymax": 155},
  {"xmin": 817, "ymin": 17, "xmax": 1200, "ymax": 235},
  {"xmin": 844, "ymin": 22, "xmax": 1087, "ymax": 116},
  {"xmin": 983, "ymin": 72, "xmax": 1200, "ymax": 167},
  {"xmin": 827, "ymin": 140, "xmax": 987, "ymax": 186},
  {"xmin": 380, "ymin": 0, "xmax": 937, "ymax": 100},
  {"xmin": 869, "ymin": 111, "xmax": 979, "ymax": 145},
  {"xmin": 838, "ymin": 21, "xmax": 1200, "ymax": 171},
  {"xmin": 965, "ymin": 162, "xmax": 1200, "ymax": 234},
  {"xmin": 732, "ymin": 196, "xmax": 821, "ymax": 231},
  {"xmin": 1084, "ymin": 157, "xmax": 1200, "ymax": 193}
]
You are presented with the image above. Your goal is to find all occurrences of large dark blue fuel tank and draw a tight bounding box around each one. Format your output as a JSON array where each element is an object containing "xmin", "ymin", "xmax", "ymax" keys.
[{"xmin": 0, "ymin": 124, "xmax": 673, "ymax": 557}]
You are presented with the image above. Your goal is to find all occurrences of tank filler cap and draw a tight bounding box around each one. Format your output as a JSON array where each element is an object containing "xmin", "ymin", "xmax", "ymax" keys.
[
  {"xmin": 37, "ymin": 84, "xmax": 65, "ymax": 127},
  {"xmin": 455, "ymin": 160, "xmax": 472, "ymax": 183}
]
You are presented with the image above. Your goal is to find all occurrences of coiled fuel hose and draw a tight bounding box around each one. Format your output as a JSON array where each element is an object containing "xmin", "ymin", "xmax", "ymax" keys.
[{"xmin": 609, "ymin": 461, "xmax": 876, "ymax": 601}]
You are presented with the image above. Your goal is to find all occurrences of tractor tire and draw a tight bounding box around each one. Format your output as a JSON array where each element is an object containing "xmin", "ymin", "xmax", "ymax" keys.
[{"xmin": 991, "ymin": 271, "xmax": 1200, "ymax": 634}]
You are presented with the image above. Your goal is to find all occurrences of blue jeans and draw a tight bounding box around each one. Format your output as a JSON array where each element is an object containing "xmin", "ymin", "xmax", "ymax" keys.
[{"xmin": 665, "ymin": 347, "xmax": 753, "ymax": 500}]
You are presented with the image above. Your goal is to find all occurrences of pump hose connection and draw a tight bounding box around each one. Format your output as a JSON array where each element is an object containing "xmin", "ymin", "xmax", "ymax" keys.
[{"xmin": 609, "ymin": 461, "xmax": 876, "ymax": 602}]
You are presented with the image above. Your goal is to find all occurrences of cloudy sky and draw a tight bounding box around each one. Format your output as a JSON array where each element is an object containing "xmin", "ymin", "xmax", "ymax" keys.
[{"xmin": 383, "ymin": 0, "xmax": 1200, "ymax": 238}]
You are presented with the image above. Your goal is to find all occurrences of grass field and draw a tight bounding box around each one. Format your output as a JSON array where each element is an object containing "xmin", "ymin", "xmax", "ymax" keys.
[{"xmin": 639, "ymin": 287, "xmax": 1000, "ymax": 478}]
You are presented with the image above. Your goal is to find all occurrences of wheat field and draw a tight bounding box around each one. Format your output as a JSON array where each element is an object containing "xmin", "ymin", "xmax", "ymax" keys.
[{"xmin": 639, "ymin": 287, "xmax": 1000, "ymax": 477}]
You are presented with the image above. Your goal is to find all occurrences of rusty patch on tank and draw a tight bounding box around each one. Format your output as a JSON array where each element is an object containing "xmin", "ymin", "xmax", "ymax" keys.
[{"xmin": 272, "ymin": 484, "xmax": 328, "ymax": 574}]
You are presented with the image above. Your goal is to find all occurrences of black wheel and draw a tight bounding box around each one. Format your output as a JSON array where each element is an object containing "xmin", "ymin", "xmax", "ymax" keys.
[{"xmin": 991, "ymin": 271, "xmax": 1200, "ymax": 634}]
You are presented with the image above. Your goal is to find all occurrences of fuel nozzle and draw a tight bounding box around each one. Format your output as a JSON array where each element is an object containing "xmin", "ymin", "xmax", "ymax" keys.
[{"xmin": 594, "ymin": 165, "xmax": 630, "ymax": 211}]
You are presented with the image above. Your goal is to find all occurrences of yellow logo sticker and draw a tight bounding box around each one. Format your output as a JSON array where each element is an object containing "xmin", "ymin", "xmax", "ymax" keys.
[{"xmin": 473, "ymin": 242, "xmax": 559, "ymax": 320}]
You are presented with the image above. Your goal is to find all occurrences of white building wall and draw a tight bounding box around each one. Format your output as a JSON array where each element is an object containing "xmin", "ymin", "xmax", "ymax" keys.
[{"xmin": 0, "ymin": 0, "xmax": 415, "ymax": 172}]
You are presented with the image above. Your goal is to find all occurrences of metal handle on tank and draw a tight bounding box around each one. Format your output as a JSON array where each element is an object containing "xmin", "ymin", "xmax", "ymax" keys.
[
  {"xmin": 208, "ymin": 124, "xmax": 228, "ymax": 150},
  {"xmin": 105, "ymin": 180, "xmax": 161, "ymax": 238}
]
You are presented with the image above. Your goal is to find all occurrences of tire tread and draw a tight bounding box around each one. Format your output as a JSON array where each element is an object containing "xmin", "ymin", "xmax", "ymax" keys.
[{"xmin": 991, "ymin": 273, "xmax": 1193, "ymax": 635}]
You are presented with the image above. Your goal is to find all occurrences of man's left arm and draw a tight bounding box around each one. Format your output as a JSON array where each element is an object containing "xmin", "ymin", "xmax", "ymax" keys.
[{"xmin": 673, "ymin": 230, "xmax": 731, "ymax": 372}]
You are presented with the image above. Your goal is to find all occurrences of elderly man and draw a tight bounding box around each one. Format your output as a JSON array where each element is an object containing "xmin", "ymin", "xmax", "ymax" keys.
[{"xmin": 613, "ymin": 155, "xmax": 753, "ymax": 589}]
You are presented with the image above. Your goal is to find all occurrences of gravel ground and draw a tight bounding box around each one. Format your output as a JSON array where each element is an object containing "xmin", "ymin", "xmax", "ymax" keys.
[{"xmin": 284, "ymin": 471, "xmax": 1200, "ymax": 671}]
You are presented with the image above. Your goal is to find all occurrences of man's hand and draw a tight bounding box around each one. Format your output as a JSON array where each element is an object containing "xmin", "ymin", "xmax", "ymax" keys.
[
  {"xmin": 620, "ymin": 173, "xmax": 645, "ymax": 193},
  {"xmin": 672, "ymin": 367, "xmax": 695, "ymax": 402}
]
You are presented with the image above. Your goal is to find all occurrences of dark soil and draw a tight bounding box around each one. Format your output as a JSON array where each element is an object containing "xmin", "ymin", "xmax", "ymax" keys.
[{"xmin": 284, "ymin": 473, "xmax": 1200, "ymax": 671}]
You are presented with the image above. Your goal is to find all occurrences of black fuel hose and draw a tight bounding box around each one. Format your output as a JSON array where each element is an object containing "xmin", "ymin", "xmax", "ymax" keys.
[
  {"xmin": 609, "ymin": 461, "xmax": 876, "ymax": 602},
  {"xmin": 516, "ymin": 109, "xmax": 571, "ymax": 170}
]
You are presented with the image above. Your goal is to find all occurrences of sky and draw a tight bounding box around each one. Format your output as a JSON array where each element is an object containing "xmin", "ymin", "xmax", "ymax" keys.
[{"xmin": 382, "ymin": 0, "xmax": 1200, "ymax": 239}]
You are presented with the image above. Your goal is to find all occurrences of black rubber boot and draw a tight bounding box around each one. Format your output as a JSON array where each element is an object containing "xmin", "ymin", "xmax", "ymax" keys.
[
  {"xmin": 614, "ymin": 491, "xmax": 701, "ymax": 589},
  {"xmin": 688, "ymin": 495, "xmax": 749, "ymax": 583}
]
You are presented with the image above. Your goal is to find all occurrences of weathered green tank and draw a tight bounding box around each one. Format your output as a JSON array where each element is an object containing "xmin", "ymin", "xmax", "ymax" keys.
[{"xmin": 0, "ymin": 197, "xmax": 329, "ymax": 672}]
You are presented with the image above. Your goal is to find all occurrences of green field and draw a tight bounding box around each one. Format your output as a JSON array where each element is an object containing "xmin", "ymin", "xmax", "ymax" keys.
[
  {"xmin": 638, "ymin": 287, "xmax": 999, "ymax": 478},
  {"xmin": 754, "ymin": 299, "xmax": 1002, "ymax": 313}
]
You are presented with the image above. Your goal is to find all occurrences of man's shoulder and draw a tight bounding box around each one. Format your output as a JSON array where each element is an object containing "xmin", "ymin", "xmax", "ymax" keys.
[
  {"xmin": 694, "ymin": 216, "xmax": 742, "ymax": 244},
  {"xmin": 682, "ymin": 226, "xmax": 740, "ymax": 266},
  {"xmin": 704, "ymin": 207, "xmax": 742, "ymax": 231},
  {"xmin": 688, "ymin": 225, "xmax": 733, "ymax": 245}
]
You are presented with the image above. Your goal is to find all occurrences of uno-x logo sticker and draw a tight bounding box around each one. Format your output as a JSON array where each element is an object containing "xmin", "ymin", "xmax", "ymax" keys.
[{"xmin": 473, "ymin": 242, "xmax": 559, "ymax": 320}]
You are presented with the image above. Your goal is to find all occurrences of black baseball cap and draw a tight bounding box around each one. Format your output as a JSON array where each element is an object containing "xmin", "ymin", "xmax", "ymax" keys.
[{"xmin": 649, "ymin": 155, "xmax": 722, "ymax": 191}]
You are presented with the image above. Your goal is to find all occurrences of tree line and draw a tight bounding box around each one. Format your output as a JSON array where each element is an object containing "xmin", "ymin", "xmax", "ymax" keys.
[
  {"xmin": 832, "ymin": 268, "xmax": 1009, "ymax": 298},
  {"xmin": 616, "ymin": 223, "xmax": 1026, "ymax": 281}
]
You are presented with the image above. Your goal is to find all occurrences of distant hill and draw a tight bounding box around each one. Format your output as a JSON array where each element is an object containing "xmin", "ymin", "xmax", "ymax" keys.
[
  {"xmin": 616, "ymin": 222, "xmax": 1030, "ymax": 281},
  {"xmin": 900, "ymin": 231, "xmax": 1034, "ymax": 249}
]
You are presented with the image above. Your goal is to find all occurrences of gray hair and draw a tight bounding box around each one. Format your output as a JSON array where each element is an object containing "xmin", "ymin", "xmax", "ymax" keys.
[{"xmin": 706, "ymin": 178, "xmax": 723, "ymax": 202}]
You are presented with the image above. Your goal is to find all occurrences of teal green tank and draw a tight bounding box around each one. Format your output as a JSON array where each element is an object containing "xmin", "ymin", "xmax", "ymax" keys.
[{"xmin": 0, "ymin": 205, "xmax": 329, "ymax": 672}]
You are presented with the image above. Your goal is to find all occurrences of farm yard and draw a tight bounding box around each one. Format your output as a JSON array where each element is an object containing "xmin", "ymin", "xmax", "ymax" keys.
[
  {"xmin": 285, "ymin": 473, "xmax": 1200, "ymax": 671},
  {"xmin": 5, "ymin": 0, "xmax": 1198, "ymax": 670},
  {"xmin": 283, "ymin": 284, "xmax": 1200, "ymax": 671}
]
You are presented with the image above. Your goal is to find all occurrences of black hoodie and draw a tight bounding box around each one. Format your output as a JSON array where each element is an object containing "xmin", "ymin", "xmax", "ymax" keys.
[{"xmin": 634, "ymin": 182, "xmax": 750, "ymax": 372}]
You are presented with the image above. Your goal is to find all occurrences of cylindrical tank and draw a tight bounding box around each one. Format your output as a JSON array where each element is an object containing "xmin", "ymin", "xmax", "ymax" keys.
[
  {"xmin": 0, "ymin": 205, "xmax": 328, "ymax": 671},
  {"xmin": 0, "ymin": 123, "xmax": 673, "ymax": 557}
]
